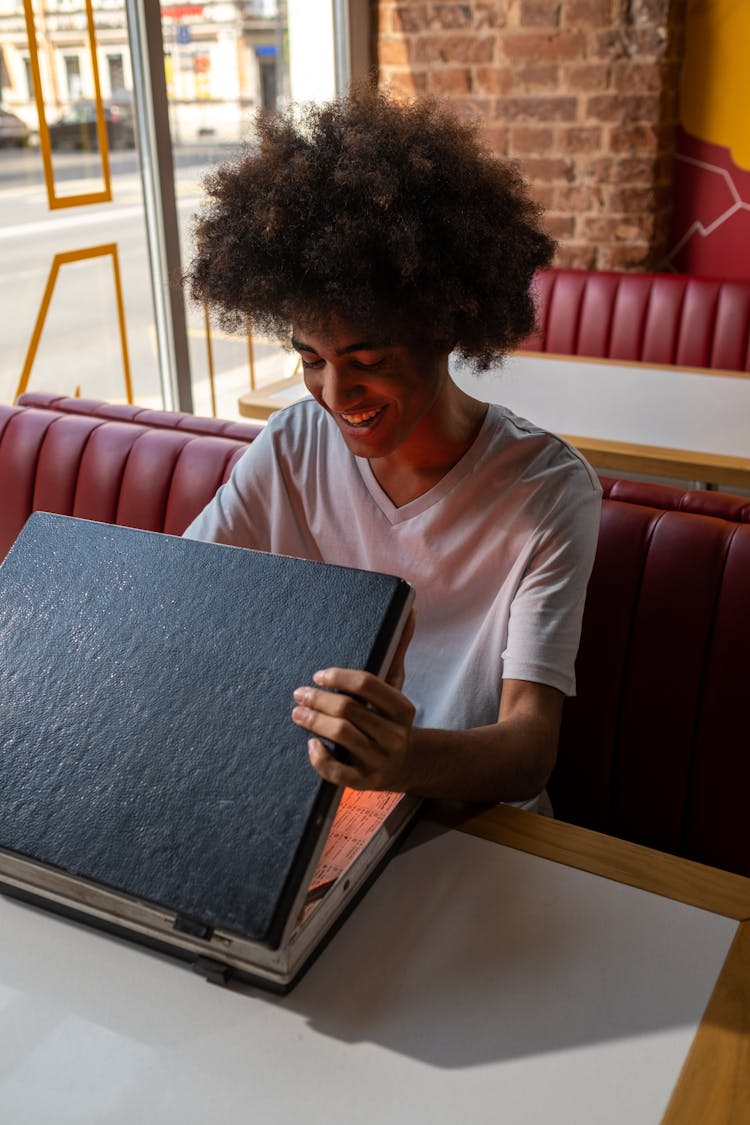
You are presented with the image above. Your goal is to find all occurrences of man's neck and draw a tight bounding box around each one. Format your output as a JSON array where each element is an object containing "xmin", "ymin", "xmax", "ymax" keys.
[{"xmin": 369, "ymin": 393, "xmax": 488, "ymax": 507}]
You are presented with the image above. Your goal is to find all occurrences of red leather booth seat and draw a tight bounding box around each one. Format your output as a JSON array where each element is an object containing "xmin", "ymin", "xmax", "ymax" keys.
[
  {"xmin": 553, "ymin": 476, "xmax": 750, "ymax": 877},
  {"xmin": 15, "ymin": 391, "xmax": 263, "ymax": 443},
  {"xmin": 520, "ymin": 268, "xmax": 750, "ymax": 371},
  {"xmin": 0, "ymin": 403, "xmax": 258, "ymax": 563},
  {"xmin": 2, "ymin": 400, "xmax": 748, "ymax": 877}
]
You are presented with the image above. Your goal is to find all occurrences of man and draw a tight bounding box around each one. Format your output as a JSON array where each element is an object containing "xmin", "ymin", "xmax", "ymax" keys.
[{"xmin": 185, "ymin": 86, "xmax": 601, "ymax": 809}]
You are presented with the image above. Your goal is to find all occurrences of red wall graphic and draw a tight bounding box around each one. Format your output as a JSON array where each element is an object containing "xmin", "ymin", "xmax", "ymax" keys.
[{"xmin": 668, "ymin": 127, "xmax": 750, "ymax": 279}]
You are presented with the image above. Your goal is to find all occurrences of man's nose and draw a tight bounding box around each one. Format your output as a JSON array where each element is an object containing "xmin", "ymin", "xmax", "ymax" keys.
[{"xmin": 320, "ymin": 365, "xmax": 364, "ymax": 410}]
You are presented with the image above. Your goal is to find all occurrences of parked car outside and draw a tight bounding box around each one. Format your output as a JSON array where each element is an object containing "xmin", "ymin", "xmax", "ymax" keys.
[
  {"xmin": 48, "ymin": 100, "xmax": 135, "ymax": 152},
  {"xmin": 0, "ymin": 110, "xmax": 31, "ymax": 148}
]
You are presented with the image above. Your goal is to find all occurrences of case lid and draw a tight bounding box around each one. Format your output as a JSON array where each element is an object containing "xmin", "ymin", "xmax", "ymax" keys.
[{"xmin": 0, "ymin": 514, "xmax": 411, "ymax": 949}]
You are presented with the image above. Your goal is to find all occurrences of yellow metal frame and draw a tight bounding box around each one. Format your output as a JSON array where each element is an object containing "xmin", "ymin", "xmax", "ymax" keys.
[
  {"xmin": 246, "ymin": 318, "xmax": 256, "ymax": 390},
  {"xmin": 201, "ymin": 310, "xmax": 260, "ymax": 418},
  {"xmin": 23, "ymin": 0, "xmax": 112, "ymax": 209},
  {"xmin": 203, "ymin": 305, "xmax": 217, "ymax": 417},
  {"xmin": 15, "ymin": 244, "xmax": 133, "ymax": 403}
]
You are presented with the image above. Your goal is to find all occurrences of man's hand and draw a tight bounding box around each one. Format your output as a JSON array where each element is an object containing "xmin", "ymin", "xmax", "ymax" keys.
[
  {"xmin": 292, "ymin": 668, "xmax": 416, "ymax": 790},
  {"xmin": 291, "ymin": 608, "xmax": 416, "ymax": 790},
  {"xmin": 291, "ymin": 603, "xmax": 564, "ymax": 804}
]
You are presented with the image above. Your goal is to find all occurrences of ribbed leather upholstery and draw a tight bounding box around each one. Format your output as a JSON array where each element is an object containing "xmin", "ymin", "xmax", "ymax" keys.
[
  {"xmin": 2, "ymin": 402, "xmax": 748, "ymax": 876},
  {"xmin": 520, "ymin": 268, "xmax": 750, "ymax": 371},
  {"xmin": 16, "ymin": 392, "xmax": 264, "ymax": 443},
  {"xmin": 0, "ymin": 404, "xmax": 255, "ymax": 562},
  {"xmin": 553, "ymin": 476, "xmax": 750, "ymax": 876}
]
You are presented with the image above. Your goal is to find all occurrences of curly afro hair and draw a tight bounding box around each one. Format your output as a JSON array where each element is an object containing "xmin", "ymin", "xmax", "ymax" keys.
[{"xmin": 187, "ymin": 86, "xmax": 555, "ymax": 369}]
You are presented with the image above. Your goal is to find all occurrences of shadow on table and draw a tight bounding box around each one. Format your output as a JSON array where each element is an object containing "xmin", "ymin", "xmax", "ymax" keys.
[{"xmin": 274, "ymin": 820, "xmax": 735, "ymax": 1068}]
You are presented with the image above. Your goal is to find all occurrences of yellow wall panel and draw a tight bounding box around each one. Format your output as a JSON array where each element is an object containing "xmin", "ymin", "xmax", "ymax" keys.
[{"xmin": 681, "ymin": 0, "xmax": 750, "ymax": 170}]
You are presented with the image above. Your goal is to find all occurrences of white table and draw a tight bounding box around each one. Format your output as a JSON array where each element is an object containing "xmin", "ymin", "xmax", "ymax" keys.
[
  {"xmin": 450, "ymin": 352, "xmax": 750, "ymax": 459},
  {"xmin": 0, "ymin": 807, "xmax": 747, "ymax": 1124}
]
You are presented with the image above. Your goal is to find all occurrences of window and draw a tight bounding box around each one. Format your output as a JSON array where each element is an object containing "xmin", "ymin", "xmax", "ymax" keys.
[
  {"xmin": 107, "ymin": 53, "xmax": 124, "ymax": 95},
  {"xmin": 63, "ymin": 54, "xmax": 81, "ymax": 101},
  {"xmin": 1, "ymin": 0, "xmax": 347, "ymax": 418},
  {"xmin": 22, "ymin": 55, "xmax": 34, "ymax": 100}
]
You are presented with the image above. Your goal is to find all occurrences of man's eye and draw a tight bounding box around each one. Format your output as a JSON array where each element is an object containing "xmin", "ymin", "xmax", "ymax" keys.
[
  {"xmin": 300, "ymin": 356, "xmax": 324, "ymax": 369},
  {"xmin": 351, "ymin": 358, "xmax": 385, "ymax": 371}
]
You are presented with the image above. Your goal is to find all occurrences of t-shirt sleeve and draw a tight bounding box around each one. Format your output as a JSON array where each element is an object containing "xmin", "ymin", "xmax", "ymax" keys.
[
  {"xmin": 501, "ymin": 471, "xmax": 602, "ymax": 696},
  {"xmin": 182, "ymin": 426, "xmax": 275, "ymax": 549}
]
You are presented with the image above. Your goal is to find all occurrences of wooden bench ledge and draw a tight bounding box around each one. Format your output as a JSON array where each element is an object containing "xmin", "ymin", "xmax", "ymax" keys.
[{"xmin": 563, "ymin": 434, "xmax": 750, "ymax": 490}]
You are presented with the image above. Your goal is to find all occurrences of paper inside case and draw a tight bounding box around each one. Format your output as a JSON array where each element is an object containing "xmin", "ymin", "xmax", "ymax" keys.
[{"xmin": 296, "ymin": 789, "xmax": 403, "ymax": 927}]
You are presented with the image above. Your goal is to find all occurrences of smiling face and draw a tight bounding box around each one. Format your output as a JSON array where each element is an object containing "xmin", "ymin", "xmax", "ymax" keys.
[{"xmin": 292, "ymin": 323, "xmax": 453, "ymax": 461}]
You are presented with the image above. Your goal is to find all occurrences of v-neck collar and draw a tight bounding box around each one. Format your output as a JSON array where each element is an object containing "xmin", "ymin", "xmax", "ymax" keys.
[{"xmin": 354, "ymin": 405, "xmax": 496, "ymax": 526}]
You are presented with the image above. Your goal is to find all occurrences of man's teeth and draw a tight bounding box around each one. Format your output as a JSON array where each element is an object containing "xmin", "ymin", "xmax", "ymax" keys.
[{"xmin": 341, "ymin": 407, "xmax": 382, "ymax": 425}]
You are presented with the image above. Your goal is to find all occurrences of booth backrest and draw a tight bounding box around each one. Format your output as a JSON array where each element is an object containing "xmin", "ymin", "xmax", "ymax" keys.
[
  {"xmin": 0, "ymin": 403, "xmax": 258, "ymax": 562},
  {"xmin": 553, "ymin": 476, "xmax": 750, "ymax": 877},
  {"xmin": 520, "ymin": 268, "xmax": 750, "ymax": 372},
  {"xmin": 2, "ymin": 401, "xmax": 748, "ymax": 877},
  {"xmin": 14, "ymin": 391, "xmax": 263, "ymax": 443}
]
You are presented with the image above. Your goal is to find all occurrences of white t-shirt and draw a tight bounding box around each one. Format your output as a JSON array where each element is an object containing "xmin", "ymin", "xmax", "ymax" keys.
[{"xmin": 184, "ymin": 399, "xmax": 602, "ymax": 735}]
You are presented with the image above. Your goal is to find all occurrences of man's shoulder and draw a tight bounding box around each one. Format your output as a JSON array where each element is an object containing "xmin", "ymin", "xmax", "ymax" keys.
[
  {"xmin": 264, "ymin": 395, "xmax": 320, "ymax": 434},
  {"xmin": 484, "ymin": 404, "xmax": 601, "ymax": 495},
  {"xmin": 252, "ymin": 398, "xmax": 327, "ymax": 455},
  {"xmin": 245, "ymin": 399, "xmax": 349, "ymax": 481}
]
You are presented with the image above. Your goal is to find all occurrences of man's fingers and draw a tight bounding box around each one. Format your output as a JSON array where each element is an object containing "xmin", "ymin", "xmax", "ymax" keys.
[
  {"xmin": 293, "ymin": 667, "xmax": 416, "ymax": 792},
  {"xmin": 306, "ymin": 667, "xmax": 416, "ymax": 722},
  {"xmin": 292, "ymin": 699, "xmax": 388, "ymax": 765},
  {"xmin": 292, "ymin": 683, "xmax": 414, "ymax": 752},
  {"xmin": 307, "ymin": 738, "xmax": 373, "ymax": 789}
]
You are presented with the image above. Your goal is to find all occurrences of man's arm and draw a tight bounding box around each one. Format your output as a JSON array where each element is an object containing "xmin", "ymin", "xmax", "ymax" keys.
[
  {"xmin": 292, "ymin": 672, "xmax": 564, "ymax": 804},
  {"xmin": 407, "ymin": 679, "xmax": 563, "ymax": 802}
]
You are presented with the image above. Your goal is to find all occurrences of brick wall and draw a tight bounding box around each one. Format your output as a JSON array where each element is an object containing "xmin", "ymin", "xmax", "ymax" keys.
[{"xmin": 374, "ymin": 1, "xmax": 685, "ymax": 270}]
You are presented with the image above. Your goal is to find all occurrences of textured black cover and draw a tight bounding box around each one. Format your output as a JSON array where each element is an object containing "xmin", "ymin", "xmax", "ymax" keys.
[{"xmin": 0, "ymin": 514, "xmax": 411, "ymax": 950}]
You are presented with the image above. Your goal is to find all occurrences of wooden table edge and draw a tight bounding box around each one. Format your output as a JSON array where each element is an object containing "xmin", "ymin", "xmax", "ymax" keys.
[
  {"xmin": 661, "ymin": 920, "xmax": 750, "ymax": 1125},
  {"xmin": 238, "ymin": 374, "xmax": 307, "ymax": 419},
  {"xmin": 560, "ymin": 434, "xmax": 750, "ymax": 489},
  {"xmin": 427, "ymin": 803, "xmax": 750, "ymax": 920}
]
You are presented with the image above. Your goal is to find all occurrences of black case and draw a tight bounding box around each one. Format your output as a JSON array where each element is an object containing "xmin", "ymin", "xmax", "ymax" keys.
[{"xmin": 0, "ymin": 514, "xmax": 412, "ymax": 952}]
